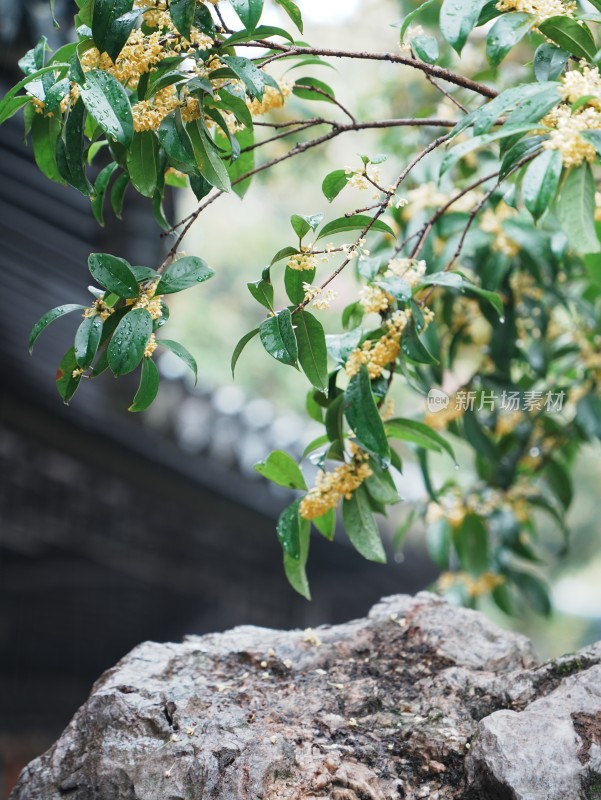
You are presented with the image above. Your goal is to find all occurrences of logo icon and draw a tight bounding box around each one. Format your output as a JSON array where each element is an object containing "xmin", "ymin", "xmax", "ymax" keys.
[{"xmin": 427, "ymin": 387, "xmax": 450, "ymax": 413}]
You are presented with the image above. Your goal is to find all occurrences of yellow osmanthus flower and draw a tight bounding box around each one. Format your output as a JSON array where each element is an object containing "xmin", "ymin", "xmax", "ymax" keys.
[
  {"xmin": 302, "ymin": 283, "xmax": 337, "ymax": 310},
  {"xmin": 559, "ymin": 63, "xmax": 601, "ymax": 107},
  {"xmin": 479, "ymin": 201, "xmax": 520, "ymax": 257},
  {"xmin": 83, "ymin": 296, "xmax": 114, "ymax": 323},
  {"xmin": 299, "ymin": 452, "xmax": 372, "ymax": 520},
  {"xmin": 385, "ymin": 257, "xmax": 426, "ymax": 288},
  {"xmin": 402, "ymin": 182, "xmax": 448, "ymax": 219},
  {"xmin": 144, "ymin": 333, "xmax": 158, "ymax": 358},
  {"xmin": 542, "ymin": 105, "xmax": 601, "ymax": 167},
  {"xmin": 359, "ymin": 285, "xmax": 390, "ymax": 314},
  {"xmin": 72, "ymin": 367, "xmax": 85, "ymax": 379},
  {"xmin": 248, "ymin": 83, "xmax": 292, "ymax": 116},
  {"xmin": 131, "ymin": 280, "xmax": 164, "ymax": 320},
  {"xmin": 495, "ymin": 411, "xmax": 524, "ymax": 436},
  {"xmin": 288, "ymin": 248, "xmax": 317, "ymax": 271},
  {"xmin": 132, "ymin": 86, "xmax": 180, "ymax": 132},
  {"xmin": 80, "ymin": 29, "xmax": 166, "ymax": 87},
  {"xmin": 345, "ymin": 308, "xmax": 416, "ymax": 380},
  {"xmin": 496, "ymin": 0, "xmax": 574, "ymax": 23},
  {"xmin": 423, "ymin": 394, "xmax": 465, "ymax": 431},
  {"xmin": 438, "ymin": 571, "xmax": 505, "ymax": 598}
]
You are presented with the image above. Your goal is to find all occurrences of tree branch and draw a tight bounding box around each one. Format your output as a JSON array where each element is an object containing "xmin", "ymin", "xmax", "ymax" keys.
[{"xmin": 246, "ymin": 42, "xmax": 497, "ymax": 99}]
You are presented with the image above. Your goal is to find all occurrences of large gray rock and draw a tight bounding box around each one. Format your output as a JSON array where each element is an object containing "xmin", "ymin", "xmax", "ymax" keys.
[{"xmin": 9, "ymin": 593, "xmax": 601, "ymax": 800}]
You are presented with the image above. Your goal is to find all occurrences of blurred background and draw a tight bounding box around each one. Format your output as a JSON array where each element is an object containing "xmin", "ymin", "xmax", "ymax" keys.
[{"xmin": 1, "ymin": 0, "xmax": 600, "ymax": 797}]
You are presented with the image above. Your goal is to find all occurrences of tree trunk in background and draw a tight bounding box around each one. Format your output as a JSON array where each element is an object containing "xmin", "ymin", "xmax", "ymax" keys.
[{"xmin": 10, "ymin": 593, "xmax": 601, "ymax": 800}]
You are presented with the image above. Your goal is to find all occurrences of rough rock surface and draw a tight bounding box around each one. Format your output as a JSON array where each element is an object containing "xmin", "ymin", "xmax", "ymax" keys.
[{"xmin": 10, "ymin": 593, "xmax": 601, "ymax": 800}]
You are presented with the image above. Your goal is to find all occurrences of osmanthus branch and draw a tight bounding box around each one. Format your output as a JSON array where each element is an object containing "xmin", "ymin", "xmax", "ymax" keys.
[
  {"xmin": 243, "ymin": 41, "xmax": 498, "ymax": 99},
  {"xmin": 406, "ymin": 169, "xmax": 502, "ymax": 259},
  {"xmin": 294, "ymin": 131, "xmax": 454, "ymax": 310},
  {"xmin": 412, "ymin": 149, "xmax": 543, "ymax": 305},
  {"xmin": 159, "ymin": 117, "xmax": 457, "ymax": 251}
]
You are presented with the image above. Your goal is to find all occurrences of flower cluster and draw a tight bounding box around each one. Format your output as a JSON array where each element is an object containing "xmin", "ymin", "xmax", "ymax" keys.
[
  {"xmin": 496, "ymin": 0, "xmax": 574, "ymax": 24},
  {"xmin": 479, "ymin": 201, "xmax": 520, "ymax": 257},
  {"xmin": 437, "ymin": 570, "xmax": 505, "ymax": 598},
  {"xmin": 302, "ymin": 283, "xmax": 337, "ymax": 310},
  {"xmin": 288, "ymin": 248, "xmax": 318, "ymax": 271},
  {"xmin": 386, "ymin": 257, "xmax": 427, "ymax": 288},
  {"xmin": 543, "ymin": 105, "xmax": 601, "ymax": 168},
  {"xmin": 128, "ymin": 280, "xmax": 164, "ymax": 321},
  {"xmin": 248, "ymin": 83, "xmax": 292, "ymax": 116},
  {"xmin": 346, "ymin": 308, "xmax": 415, "ymax": 379},
  {"xmin": 299, "ymin": 450, "xmax": 372, "ymax": 520},
  {"xmin": 83, "ymin": 295, "xmax": 114, "ymax": 322},
  {"xmin": 144, "ymin": 332, "xmax": 158, "ymax": 358},
  {"xmin": 345, "ymin": 164, "xmax": 382, "ymax": 194},
  {"xmin": 358, "ymin": 285, "xmax": 390, "ymax": 314}
]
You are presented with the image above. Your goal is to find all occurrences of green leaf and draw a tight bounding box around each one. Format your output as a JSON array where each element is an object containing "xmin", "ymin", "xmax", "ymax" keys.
[
  {"xmin": 292, "ymin": 77, "xmax": 336, "ymax": 103},
  {"xmin": 533, "ymin": 43, "xmax": 569, "ymax": 82},
  {"xmin": 247, "ymin": 279, "xmax": 274, "ymax": 311},
  {"xmin": 398, "ymin": 0, "xmax": 437, "ymax": 40},
  {"xmin": 111, "ymin": 173, "xmax": 129, "ymax": 218},
  {"xmin": 229, "ymin": 0, "xmax": 264, "ymax": 30},
  {"xmin": 271, "ymin": 246, "xmax": 299, "ymax": 265},
  {"xmin": 158, "ymin": 338, "xmax": 198, "ymax": 384},
  {"xmin": 92, "ymin": 0, "xmax": 136, "ymax": 61},
  {"xmin": 401, "ymin": 323, "xmax": 439, "ymax": 364},
  {"xmin": 557, "ymin": 163, "xmax": 600, "ymax": 254},
  {"xmin": 538, "ymin": 16, "xmax": 596, "ymax": 60},
  {"xmin": 313, "ymin": 508, "xmax": 335, "ymax": 540},
  {"xmin": 291, "ymin": 212, "xmax": 323, "ymax": 240},
  {"xmin": 56, "ymin": 347, "xmax": 82, "ymax": 404},
  {"xmin": 365, "ymin": 459, "xmax": 400, "ymax": 505},
  {"xmin": 129, "ymin": 356, "xmax": 160, "ymax": 411},
  {"xmin": 169, "ymin": 0, "xmax": 195, "ymax": 38},
  {"xmin": 259, "ymin": 309, "xmax": 298, "ymax": 366},
  {"xmin": 231, "ymin": 327, "xmax": 259, "ymax": 377},
  {"xmin": 74, "ymin": 313, "xmax": 103, "ymax": 368},
  {"xmin": 284, "ymin": 265, "xmax": 315, "ymax": 305},
  {"xmin": 385, "ymin": 418, "xmax": 455, "ymax": 461},
  {"xmin": 418, "ymin": 271, "xmax": 504, "ymax": 316},
  {"xmin": 427, "ymin": 519, "xmax": 451, "ymax": 569},
  {"xmin": 294, "ymin": 310, "xmax": 328, "ymax": 393},
  {"xmin": 344, "ymin": 366, "xmax": 390, "ymax": 463},
  {"xmin": 342, "ymin": 486, "xmax": 386, "ymax": 563},
  {"xmin": 322, "ymin": 169, "xmax": 348, "ymax": 202},
  {"xmin": 156, "ymin": 256, "xmax": 214, "ymax": 294},
  {"xmin": 316, "ymin": 214, "xmax": 394, "ymax": 240},
  {"xmin": 56, "ymin": 98, "xmax": 93, "ymax": 195},
  {"xmin": 186, "ymin": 121, "xmax": 231, "ymax": 192},
  {"xmin": 454, "ymin": 514, "xmax": 489, "ymax": 575},
  {"xmin": 522, "ymin": 149, "xmax": 562, "ymax": 221},
  {"xmin": 0, "ymin": 64, "xmax": 69, "ymax": 124},
  {"xmin": 509, "ymin": 570, "xmax": 551, "ymax": 616},
  {"xmin": 273, "ymin": 0, "xmax": 303, "ymax": 32},
  {"xmin": 283, "ymin": 513, "xmax": 311, "ymax": 599},
  {"xmin": 31, "ymin": 113, "xmax": 64, "ymax": 184},
  {"xmin": 486, "ymin": 12, "xmax": 534, "ymax": 66},
  {"xmin": 463, "ymin": 409, "xmax": 499, "ymax": 461},
  {"xmin": 255, "ymin": 450, "xmax": 307, "ymax": 490},
  {"xmin": 411, "ymin": 34, "xmax": 439, "ymax": 64},
  {"xmin": 126, "ymin": 130, "xmax": 159, "ymax": 197},
  {"xmin": 440, "ymin": 0, "xmax": 486, "ymax": 54},
  {"xmin": 29, "ymin": 304, "xmax": 85, "ymax": 353},
  {"xmin": 543, "ymin": 458, "xmax": 572, "ymax": 511},
  {"xmin": 107, "ymin": 307, "xmax": 153, "ymax": 376},
  {"xmin": 88, "ymin": 252, "xmax": 139, "ymax": 298},
  {"xmin": 0, "ymin": 95, "xmax": 29, "ymax": 124},
  {"xmin": 91, "ymin": 162, "xmax": 119, "ymax": 225},
  {"xmin": 227, "ymin": 127, "xmax": 254, "ymax": 199},
  {"xmin": 277, "ymin": 499, "xmax": 304, "ymax": 559},
  {"xmin": 79, "ymin": 69, "xmax": 133, "ymax": 146},
  {"xmin": 441, "ymin": 124, "xmax": 544, "ymax": 175},
  {"xmin": 221, "ymin": 55, "xmax": 265, "ymax": 100},
  {"xmin": 158, "ymin": 116, "xmax": 197, "ymax": 175}
]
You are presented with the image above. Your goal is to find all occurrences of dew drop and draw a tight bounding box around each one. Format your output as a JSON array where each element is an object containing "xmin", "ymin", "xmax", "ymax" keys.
[{"xmin": 499, "ymin": 316, "xmax": 505, "ymax": 324}]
